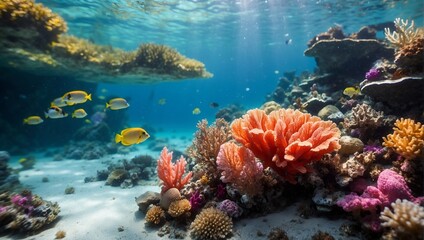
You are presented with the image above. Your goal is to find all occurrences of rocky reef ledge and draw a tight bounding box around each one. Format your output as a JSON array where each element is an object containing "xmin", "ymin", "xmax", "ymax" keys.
[{"xmin": 0, "ymin": 0, "xmax": 212, "ymax": 84}]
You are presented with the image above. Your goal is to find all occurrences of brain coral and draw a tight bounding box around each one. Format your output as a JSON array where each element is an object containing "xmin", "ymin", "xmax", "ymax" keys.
[
  {"xmin": 231, "ymin": 108, "xmax": 341, "ymax": 183},
  {"xmin": 190, "ymin": 207, "xmax": 233, "ymax": 240},
  {"xmin": 383, "ymin": 118, "xmax": 424, "ymax": 160}
]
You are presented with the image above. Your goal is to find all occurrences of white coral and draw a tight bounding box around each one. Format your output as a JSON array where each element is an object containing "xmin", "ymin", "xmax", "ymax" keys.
[
  {"xmin": 380, "ymin": 199, "xmax": 424, "ymax": 237},
  {"xmin": 384, "ymin": 18, "xmax": 420, "ymax": 48}
]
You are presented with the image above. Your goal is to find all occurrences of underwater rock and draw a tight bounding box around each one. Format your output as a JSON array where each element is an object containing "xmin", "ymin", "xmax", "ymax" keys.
[
  {"xmin": 106, "ymin": 169, "xmax": 128, "ymax": 186},
  {"xmin": 303, "ymin": 97, "xmax": 330, "ymax": 115},
  {"xmin": 338, "ymin": 136, "xmax": 364, "ymax": 156},
  {"xmin": 0, "ymin": 151, "xmax": 20, "ymax": 192},
  {"xmin": 360, "ymin": 76, "xmax": 424, "ymax": 107},
  {"xmin": 135, "ymin": 191, "xmax": 160, "ymax": 213},
  {"xmin": 312, "ymin": 189, "xmax": 344, "ymax": 212},
  {"xmin": 304, "ymin": 39, "xmax": 394, "ymax": 77},
  {"xmin": 318, "ymin": 105, "xmax": 342, "ymax": 120}
]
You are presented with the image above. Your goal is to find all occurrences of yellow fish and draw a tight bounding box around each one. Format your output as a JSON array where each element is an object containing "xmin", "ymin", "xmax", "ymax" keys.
[
  {"xmin": 343, "ymin": 87, "xmax": 361, "ymax": 98},
  {"xmin": 62, "ymin": 90, "xmax": 92, "ymax": 105},
  {"xmin": 115, "ymin": 127, "xmax": 150, "ymax": 146},
  {"xmin": 84, "ymin": 119, "xmax": 92, "ymax": 124},
  {"xmin": 50, "ymin": 97, "xmax": 67, "ymax": 107},
  {"xmin": 23, "ymin": 116, "xmax": 43, "ymax": 125},
  {"xmin": 72, "ymin": 109, "xmax": 88, "ymax": 118},
  {"xmin": 45, "ymin": 106, "xmax": 68, "ymax": 119},
  {"xmin": 106, "ymin": 98, "xmax": 129, "ymax": 110},
  {"xmin": 158, "ymin": 98, "xmax": 166, "ymax": 105},
  {"xmin": 192, "ymin": 107, "xmax": 201, "ymax": 115}
]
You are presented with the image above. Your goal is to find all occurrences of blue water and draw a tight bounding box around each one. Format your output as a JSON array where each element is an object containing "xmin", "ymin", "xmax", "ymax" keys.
[{"xmin": 39, "ymin": 0, "xmax": 424, "ymax": 132}]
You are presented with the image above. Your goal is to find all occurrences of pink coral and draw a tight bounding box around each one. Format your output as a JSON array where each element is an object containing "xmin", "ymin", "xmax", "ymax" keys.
[
  {"xmin": 157, "ymin": 147, "xmax": 193, "ymax": 193},
  {"xmin": 337, "ymin": 169, "xmax": 422, "ymax": 231},
  {"xmin": 216, "ymin": 142, "xmax": 263, "ymax": 196},
  {"xmin": 231, "ymin": 108, "xmax": 341, "ymax": 183}
]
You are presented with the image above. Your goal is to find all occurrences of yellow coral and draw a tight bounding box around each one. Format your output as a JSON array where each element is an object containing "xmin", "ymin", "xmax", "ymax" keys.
[
  {"xmin": 145, "ymin": 205, "xmax": 165, "ymax": 225},
  {"xmin": 200, "ymin": 175, "xmax": 210, "ymax": 185},
  {"xmin": 190, "ymin": 208, "xmax": 233, "ymax": 240},
  {"xmin": 385, "ymin": 18, "xmax": 422, "ymax": 48},
  {"xmin": 168, "ymin": 199, "xmax": 191, "ymax": 218},
  {"xmin": 383, "ymin": 118, "xmax": 424, "ymax": 159},
  {"xmin": 380, "ymin": 199, "xmax": 424, "ymax": 239}
]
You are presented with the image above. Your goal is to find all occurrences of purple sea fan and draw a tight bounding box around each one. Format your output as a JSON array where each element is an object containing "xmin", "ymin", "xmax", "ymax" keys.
[
  {"xmin": 365, "ymin": 68, "xmax": 380, "ymax": 81},
  {"xmin": 217, "ymin": 199, "xmax": 243, "ymax": 218}
]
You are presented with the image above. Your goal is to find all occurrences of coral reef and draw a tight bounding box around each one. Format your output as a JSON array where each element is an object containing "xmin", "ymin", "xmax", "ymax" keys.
[
  {"xmin": 217, "ymin": 199, "xmax": 243, "ymax": 218},
  {"xmin": 168, "ymin": 199, "xmax": 191, "ymax": 218},
  {"xmin": 0, "ymin": 190, "xmax": 60, "ymax": 233},
  {"xmin": 157, "ymin": 147, "xmax": 193, "ymax": 193},
  {"xmin": 384, "ymin": 18, "xmax": 421, "ymax": 49},
  {"xmin": 160, "ymin": 188, "xmax": 182, "ymax": 209},
  {"xmin": 190, "ymin": 207, "xmax": 233, "ymax": 240},
  {"xmin": 216, "ymin": 142, "xmax": 263, "ymax": 197},
  {"xmin": 215, "ymin": 105, "xmax": 245, "ymax": 123},
  {"xmin": 383, "ymin": 118, "xmax": 424, "ymax": 160},
  {"xmin": 135, "ymin": 191, "xmax": 160, "ymax": 213},
  {"xmin": 0, "ymin": 0, "xmax": 67, "ymax": 47},
  {"xmin": 0, "ymin": 151, "xmax": 20, "ymax": 192},
  {"xmin": 231, "ymin": 108, "xmax": 340, "ymax": 183},
  {"xmin": 343, "ymin": 103, "xmax": 384, "ymax": 140},
  {"xmin": 145, "ymin": 205, "xmax": 165, "ymax": 225},
  {"xmin": 380, "ymin": 199, "xmax": 424, "ymax": 240}
]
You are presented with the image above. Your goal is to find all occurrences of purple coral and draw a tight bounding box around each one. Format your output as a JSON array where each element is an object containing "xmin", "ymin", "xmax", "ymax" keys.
[
  {"xmin": 365, "ymin": 68, "xmax": 380, "ymax": 81},
  {"xmin": 217, "ymin": 199, "xmax": 243, "ymax": 218},
  {"xmin": 11, "ymin": 193, "xmax": 33, "ymax": 214},
  {"xmin": 363, "ymin": 145, "xmax": 385, "ymax": 155},
  {"xmin": 189, "ymin": 191, "xmax": 204, "ymax": 212}
]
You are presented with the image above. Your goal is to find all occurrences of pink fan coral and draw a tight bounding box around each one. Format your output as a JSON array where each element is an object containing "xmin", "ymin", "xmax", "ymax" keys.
[
  {"xmin": 157, "ymin": 147, "xmax": 193, "ymax": 193},
  {"xmin": 231, "ymin": 108, "xmax": 341, "ymax": 183},
  {"xmin": 216, "ymin": 142, "xmax": 263, "ymax": 196}
]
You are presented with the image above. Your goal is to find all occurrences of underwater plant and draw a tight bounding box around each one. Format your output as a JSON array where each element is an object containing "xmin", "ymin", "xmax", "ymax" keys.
[{"xmin": 231, "ymin": 108, "xmax": 341, "ymax": 183}]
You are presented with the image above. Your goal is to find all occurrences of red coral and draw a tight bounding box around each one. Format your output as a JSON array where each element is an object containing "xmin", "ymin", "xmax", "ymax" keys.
[
  {"xmin": 216, "ymin": 142, "xmax": 263, "ymax": 196},
  {"xmin": 231, "ymin": 108, "xmax": 341, "ymax": 183},
  {"xmin": 157, "ymin": 147, "xmax": 193, "ymax": 193}
]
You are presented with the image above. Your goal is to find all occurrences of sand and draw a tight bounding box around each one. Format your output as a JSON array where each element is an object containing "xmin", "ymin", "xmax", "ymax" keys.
[{"xmin": 3, "ymin": 136, "xmax": 361, "ymax": 240}]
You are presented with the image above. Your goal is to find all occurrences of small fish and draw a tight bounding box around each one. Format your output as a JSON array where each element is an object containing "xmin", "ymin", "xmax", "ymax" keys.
[
  {"xmin": 158, "ymin": 98, "xmax": 166, "ymax": 105},
  {"xmin": 72, "ymin": 109, "xmax": 88, "ymax": 118},
  {"xmin": 101, "ymin": 88, "xmax": 108, "ymax": 93},
  {"xmin": 115, "ymin": 127, "xmax": 150, "ymax": 146},
  {"xmin": 192, "ymin": 107, "xmax": 201, "ymax": 115},
  {"xmin": 23, "ymin": 116, "xmax": 43, "ymax": 125},
  {"xmin": 210, "ymin": 102, "xmax": 219, "ymax": 108},
  {"xmin": 50, "ymin": 97, "xmax": 68, "ymax": 107},
  {"xmin": 285, "ymin": 39, "xmax": 292, "ymax": 45},
  {"xmin": 343, "ymin": 87, "xmax": 361, "ymax": 98},
  {"xmin": 45, "ymin": 106, "xmax": 68, "ymax": 119},
  {"xmin": 62, "ymin": 90, "xmax": 92, "ymax": 105},
  {"xmin": 105, "ymin": 98, "xmax": 130, "ymax": 110},
  {"xmin": 97, "ymin": 95, "xmax": 106, "ymax": 100},
  {"xmin": 84, "ymin": 119, "xmax": 92, "ymax": 124}
]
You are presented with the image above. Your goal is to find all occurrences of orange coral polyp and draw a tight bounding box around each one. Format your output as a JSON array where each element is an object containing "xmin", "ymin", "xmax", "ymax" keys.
[
  {"xmin": 157, "ymin": 147, "xmax": 193, "ymax": 193},
  {"xmin": 231, "ymin": 108, "xmax": 341, "ymax": 183}
]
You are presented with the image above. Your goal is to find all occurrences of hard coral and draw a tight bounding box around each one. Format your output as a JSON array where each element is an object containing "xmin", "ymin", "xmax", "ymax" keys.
[
  {"xmin": 145, "ymin": 205, "xmax": 165, "ymax": 225},
  {"xmin": 0, "ymin": 0, "xmax": 67, "ymax": 45},
  {"xmin": 187, "ymin": 119, "xmax": 232, "ymax": 181},
  {"xmin": 231, "ymin": 108, "xmax": 340, "ymax": 183},
  {"xmin": 380, "ymin": 199, "xmax": 424, "ymax": 240},
  {"xmin": 385, "ymin": 18, "xmax": 421, "ymax": 48},
  {"xmin": 168, "ymin": 198, "xmax": 191, "ymax": 218},
  {"xmin": 383, "ymin": 118, "xmax": 424, "ymax": 160},
  {"xmin": 216, "ymin": 142, "xmax": 263, "ymax": 197},
  {"xmin": 190, "ymin": 207, "xmax": 233, "ymax": 240},
  {"xmin": 343, "ymin": 103, "xmax": 384, "ymax": 140},
  {"xmin": 395, "ymin": 37, "xmax": 424, "ymax": 74},
  {"xmin": 157, "ymin": 147, "xmax": 192, "ymax": 193}
]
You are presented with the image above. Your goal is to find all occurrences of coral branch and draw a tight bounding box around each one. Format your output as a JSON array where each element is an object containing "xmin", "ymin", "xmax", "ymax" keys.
[{"xmin": 157, "ymin": 147, "xmax": 193, "ymax": 193}]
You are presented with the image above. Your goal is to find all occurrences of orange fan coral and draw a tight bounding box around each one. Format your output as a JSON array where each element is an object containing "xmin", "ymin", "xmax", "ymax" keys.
[
  {"xmin": 157, "ymin": 147, "xmax": 193, "ymax": 193},
  {"xmin": 231, "ymin": 108, "xmax": 341, "ymax": 183},
  {"xmin": 383, "ymin": 118, "xmax": 424, "ymax": 160},
  {"xmin": 216, "ymin": 142, "xmax": 263, "ymax": 196}
]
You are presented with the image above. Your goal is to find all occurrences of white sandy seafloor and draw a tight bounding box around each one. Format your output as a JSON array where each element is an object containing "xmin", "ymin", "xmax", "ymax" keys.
[{"xmin": 4, "ymin": 133, "xmax": 361, "ymax": 240}]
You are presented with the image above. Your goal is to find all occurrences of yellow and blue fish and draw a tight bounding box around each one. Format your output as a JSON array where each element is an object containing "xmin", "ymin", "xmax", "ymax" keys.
[
  {"xmin": 23, "ymin": 116, "xmax": 44, "ymax": 125},
  {"xmin": 115, "ymin": 127, "xmax": 150, "ymax": 146},
  {"xmin": 72, "ymin": 109, "xmax": 88, "ymax": 118},
  {"xmin": 343, "ymin": 86, "xmax": 361, "ymax": 98},
  {"xmin": 192, "ymin": 107, "xmax": 201, "ymax": 115},
  {"xmin": 106, "ymin": 98, "xmax": 129, "ymax": 110},
  {"xmin": 62, "ymin": 90, "xmax": 92, "ymax": 105}
]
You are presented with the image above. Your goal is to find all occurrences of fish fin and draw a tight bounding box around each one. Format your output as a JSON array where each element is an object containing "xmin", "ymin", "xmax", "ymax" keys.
[
  {"xmin": 87, "ymin": 94, "xmax": 92, "ymax": 101},
  {"xmin": 23, "ymin": 119, "xmax": 28, "ymax": 124},
  {"xmin": 50, "ymin": 102, "xmax": 55, "ymax": 107},
  {"xmin": 72, "ymin": 113, "xmax": 76, "ymax": 118},
  {"xmin": 115, "ymin": 134, "xmax": 122, "ymax": 144},
  {"xmin": 44, "ymin": 112, "xmax": 49, "ymax": 119},
  {"xmin": 105, "ymin": 103, "xmax": 110, "ymax": 109}
]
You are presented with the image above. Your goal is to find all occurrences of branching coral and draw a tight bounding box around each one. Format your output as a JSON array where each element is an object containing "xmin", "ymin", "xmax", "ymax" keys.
[
  {"xmin": 187, "ymin": 119, "xmax": 232, "ymax": 181},
  {"xmin": 231, "ymin": 108, "xmax": 340, "ymax": 183},
  {"xmin": 216, "ymin": 142, "xmax": 263, "ymax": 196},
  {"xmin": 0, "ymin": 0, "xmax": 67, "ymax": 44},
  {"xmin": 145, "ymin": 205, "xmax": 165, "ymax": 225},
  {"xmin": 157, "ymin": 147, "xmax": 192, "ymax": 193},
  {"xmin": 385, "ymin": 18, "xmax": 421, "ymax": 48},
  {"xmin": 135, "ymin": 43, "xmax": 183, "ymax": 71},
  {"xmin": 343, "ymin": 103, "xmax": 384, "ymax": 140},
  {"xmin": 380, "ymin": 199, "xmax": 424, "ymax": 239},
  {"xmin": 383, "ymin": 118, "xmax": 424, "ymax": 160},
  {"xmin": 190, "ymin": 207, "xmax": 233, "ymax": 240}
]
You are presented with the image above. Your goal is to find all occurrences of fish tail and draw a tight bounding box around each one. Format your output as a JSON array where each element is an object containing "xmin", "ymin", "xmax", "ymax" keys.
[
  {"xmin": 23, "ymin": 119, "xmax": 28, "ymax": 124},
  {"xmin": 87, "ymin": 94, "xmax": 92, "ymax": 101},
  {"xmin": 50, "ymin": 102, "xmax": 55, "ymax": 107},
  {"xmin": 105, "ymin": 103, "xmax": 110, "ymax": 109},
  {"xmin": 72, "ymin": 113, "xmax": 76, "ymax": 118},
  {"xmin": 115, "ymin": 134, "xmax": 122, "ymax": 144},
  {"xmin": 44, "ymin": 112, "xmax": 49, "ymax": 119}
]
